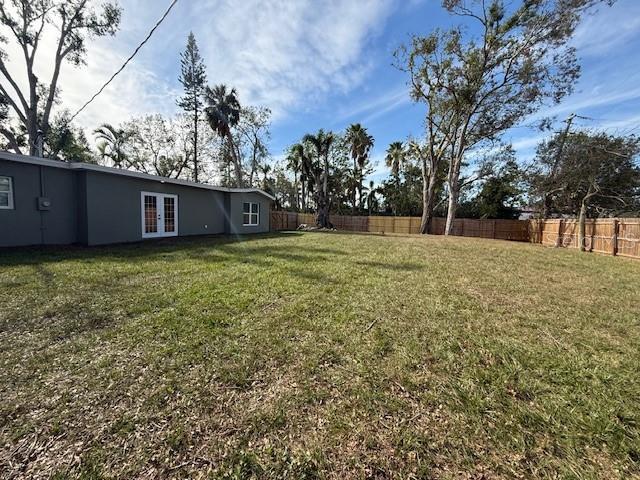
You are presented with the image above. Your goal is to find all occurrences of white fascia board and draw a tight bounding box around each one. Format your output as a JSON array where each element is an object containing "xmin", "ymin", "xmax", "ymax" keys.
[{"xmin": 0, "ymin": 151, "xmax": 276, "ymax": 201}]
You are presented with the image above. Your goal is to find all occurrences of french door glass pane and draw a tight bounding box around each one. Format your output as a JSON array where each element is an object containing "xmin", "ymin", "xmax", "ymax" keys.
[
  {"xmin": 144, "ymin": 195, "xmax": 157, "ymax": 233},
  {"xmin": 164, "ymin": 196, "xmax": 175, "ymax": 233}
]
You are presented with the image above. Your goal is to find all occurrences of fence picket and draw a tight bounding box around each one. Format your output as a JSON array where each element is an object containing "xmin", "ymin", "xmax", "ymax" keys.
[{"xmin": 270, "ymin": 211, "xmax": 640, "ymax": 260}]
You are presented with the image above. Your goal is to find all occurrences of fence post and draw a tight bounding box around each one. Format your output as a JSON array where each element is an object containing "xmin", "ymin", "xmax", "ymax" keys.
[
  {"xmin": 612, "ymin": 219, "xmax": 619, "ymax": 256},
  {"xmin": 538, "ymin": 219, "xmax": 544, "ymax": 244},
  {"xmin": 555, "ymin": 219, "xmax": 564, "ymax": 247},
  {"xmin": 492, "ymin": 219, "xmax": 496, "ymax": 239}
]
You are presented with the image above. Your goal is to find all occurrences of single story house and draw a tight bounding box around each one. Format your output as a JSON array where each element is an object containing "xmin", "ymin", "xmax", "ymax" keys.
[{"xmin": 0, "ymin": 151, "xmax": 274, "ymax": 248}]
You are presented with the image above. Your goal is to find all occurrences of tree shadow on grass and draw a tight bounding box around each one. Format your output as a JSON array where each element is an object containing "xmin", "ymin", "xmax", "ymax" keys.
[
  {"xmin": 33, "ymin": 263, "xmax": 55, "ymax": 286},
  {"xmin": 0, "ymin": 232, "xmax": 311, "ymax": 266},
  {"xmin": 179, "ymin": 243, "xmax": 347, "ymax": 269}
]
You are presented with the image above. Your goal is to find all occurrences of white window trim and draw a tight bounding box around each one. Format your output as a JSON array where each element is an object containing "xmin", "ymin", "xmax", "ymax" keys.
[
  {"xmin": 0, "ymin": 176, "xmax": 14, "ymax": 210},
  {"xmin": 140, "ymin": 191, "xmax": 179, "ymax": 239},
  {"xmin": 242, "ymin": 202, "xmax": 260, "ymax": 226}
]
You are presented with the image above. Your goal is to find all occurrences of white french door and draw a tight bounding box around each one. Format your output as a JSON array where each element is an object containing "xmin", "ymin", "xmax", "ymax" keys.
[{"xmin": 141, "ymin": 192, "xmax": 178, "ymax": 239}]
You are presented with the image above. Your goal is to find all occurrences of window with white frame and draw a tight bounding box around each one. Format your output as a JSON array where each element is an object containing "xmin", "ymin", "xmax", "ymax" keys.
[
  {"xmin": 243, "ymin": 202, "xmax": 259, "ymax": 226},
  {"xmin": 0, "ymin": 176, "xmax": 13, "ymax": 209}
]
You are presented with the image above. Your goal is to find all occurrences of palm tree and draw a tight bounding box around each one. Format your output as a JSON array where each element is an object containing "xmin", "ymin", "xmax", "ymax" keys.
[
  {"xmin": 286, "ymin": 143, "xmax": 305, "ymax": 211},
  {"xmin": 204, "ymin": 84, "xmax": 242, "ymax": 186},
  {"xmin": 302, "ymin": 129, "xmax": 335, "ymax": 228},
  {"xmin": 365, "ymin": 180, "xmax": 379, "ymax": 215},
  {"xmin": 385, "ymin": 141, "xmax": 405, "ymax": 181},
  {"xmin": 93, "ymin": 123, "xmax": 129, "ymax": 168},
  {"xmin": 385, "ymin": 141, "xmax": 406, "ymax": 215},
  {"xmin": 259, "ymin": 163, "xmax": 272, "ymax": 193},
  {"xmin": 302, "ymin": 170, "xmax": 314, "ymax": 212},
  {"xmin": 345, "ymin": 123, "xmax": 374, "ymax": 214}
]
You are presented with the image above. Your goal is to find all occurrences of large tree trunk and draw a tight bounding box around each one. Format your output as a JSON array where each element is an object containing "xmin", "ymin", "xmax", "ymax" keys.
[
  {"xmin": 301, "ymin": 178, "xmax": 306, "ymax": 212},
  {"xmin": 314, "ymin": 175, "xmax": 330, "ymax": 228},
  {"xmin": 27, "ymin": 112, "xmax": 38, "ymax": 156},
  {"xmin": 419, "ymin": 157, "xmax": 438, "ymax": 234},
  {"xmin": 578, "ymin": 187, "xmax": 594, "ymax": 252},
  {"xmin": 351, "ymin": 191, "xmax": 357, "ymax": 215},
  {"xmin": 294, "ymin": 171, "xmax": 299, "ymax": 210},
  {"xmin": 228, "ymin": 135, "xmax": 243, "ymax": 187},
  {"xmin": 316, "ymin": 196, "xmax": 330, "ymax": 228},
  {"xmin": 249, "ymin": 139, "xmax": 259, "ymax": 187},
  {"xmin": 323, "ymin": 156, "xmax": 329, "ymax": 197},
  {"xmin": 444, "ymin": 184, "xmax": 459, "ymax": 236},
  {"xmin": 419, "ymin": 188, "xmax": 429, "ymax": 233},
  {"xmin": 392, "ymin": 175, "xmax": 399, "ymax": 216},
  {"xmin": 578, "ymin": 200, "xmax": 587, "ymax": 252},
  {"xmin": 352, "ymin": 158, "xmax": 357, "ymax": 216},
  {"xmin": 444, "ymin": 155, "xmax": 463, "ymax": 236},
  {"xmin": 318, "ymin": 155, "xmax": 330, "ymax": 227},
  {"xmin": 233, "ymin": 161, "xmax": 243, "ymax": 187}
]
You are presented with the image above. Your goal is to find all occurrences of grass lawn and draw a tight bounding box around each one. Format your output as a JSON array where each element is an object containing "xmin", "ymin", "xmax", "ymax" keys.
[{"xmin": 1, "ymin": 232, "xmax": 639, "ymax": 479}]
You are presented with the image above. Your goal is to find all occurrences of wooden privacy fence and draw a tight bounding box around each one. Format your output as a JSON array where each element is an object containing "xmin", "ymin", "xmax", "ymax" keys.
[
  {"xmin": 273, "ymin": 211, "xmax": 529, "ymax": 241},
  {"xmin": 271, "ymin": 211, "xmax": 640, "ymax": 259},
  {"xmin": 270, "ymin": 211, "xmax": 299, "ymax": 231},
  {"xmin": 529, "ymin": 218, "xmax": 640, "ymax": 259}
]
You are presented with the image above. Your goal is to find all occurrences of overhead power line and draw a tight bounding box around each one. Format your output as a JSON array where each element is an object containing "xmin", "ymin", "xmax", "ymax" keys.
[{"xmin": 68, "ymin": 0, "xmax": 179, "ymax": 123}]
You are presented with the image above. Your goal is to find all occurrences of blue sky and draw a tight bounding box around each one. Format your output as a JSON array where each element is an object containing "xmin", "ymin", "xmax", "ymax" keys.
[{"xmin": 10, "ymin": 0, "xmax": 640, "ymax": 183}]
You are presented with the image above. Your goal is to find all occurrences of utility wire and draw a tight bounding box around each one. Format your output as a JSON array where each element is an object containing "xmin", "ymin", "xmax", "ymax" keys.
[
  {"xmin": 616, "ymin": 123, "xmax": 640, "ymax": 137},
  {"xmin": 68, "ymin": 0, "xmax": 179, "ymax": 123}
]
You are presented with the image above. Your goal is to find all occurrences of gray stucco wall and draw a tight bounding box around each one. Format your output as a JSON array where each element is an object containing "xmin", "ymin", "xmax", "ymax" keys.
[
  {"xmin": 227, "ymin": 191, "xmax": 271, "ymax": 235},
  {"xmin": 84, "ymin": 171, "xmax": 227, "ymax": 245},
  {"xmin": 1, "ymin": 157, "xmax": 273, "ymax": 247},
  {"xmin": 0, "ymin": 159, "xmax": 78, "ymax": 247}
]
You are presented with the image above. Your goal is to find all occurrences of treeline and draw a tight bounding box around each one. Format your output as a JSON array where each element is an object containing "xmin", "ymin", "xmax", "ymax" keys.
[
  {"xmin": 2, "ymin": 0, "xmax": 638, "ymax": 242},
  {"xmin": 277, "ymin": 0, "xmax": 640, "ymax": 241},
  {"xmin": 87, "ymin": 34, "xmax": 274, "ymax": 191}
]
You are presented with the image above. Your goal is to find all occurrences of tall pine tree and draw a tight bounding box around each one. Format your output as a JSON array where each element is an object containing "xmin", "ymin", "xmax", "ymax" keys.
[{"xmin": 177, "ymin": 32, "xmax": 207, "ymax": 182}]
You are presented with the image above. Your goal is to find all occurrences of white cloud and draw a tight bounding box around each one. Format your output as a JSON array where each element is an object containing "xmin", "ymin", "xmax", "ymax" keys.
[
  {"xmin": 2, "ymin": 0, "xmax": 397, "ymax": 137},
  {"xmin": 509, "ymin": 135, "xmax": 544, "ymax": 152},
  {"xmin": 571, "ymin": 0, "xmax": 640, "ymax": 57},
  {"xmin": 60, "ymin": 45, "xmax": 179, "ymax": 130},
  {"xmin": 191, "ymin": 0, "xmax": 395, "ymax": 119},
  {"xmin": 533, "ymin": 84, "xmax": 640, "ymax": 122},
  {"xmin": 597, "ymin": 114, "xmax": 640, "ymax": 135},
  {"xmin": 336, "ymin": 86, "xmax": 411, "ymax": 124}
]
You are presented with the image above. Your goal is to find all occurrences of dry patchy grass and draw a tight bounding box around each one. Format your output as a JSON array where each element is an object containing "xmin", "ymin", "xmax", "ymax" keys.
[{"xmin": 1, "ymin": 232, "xmax": 639, "ymax": 479}]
